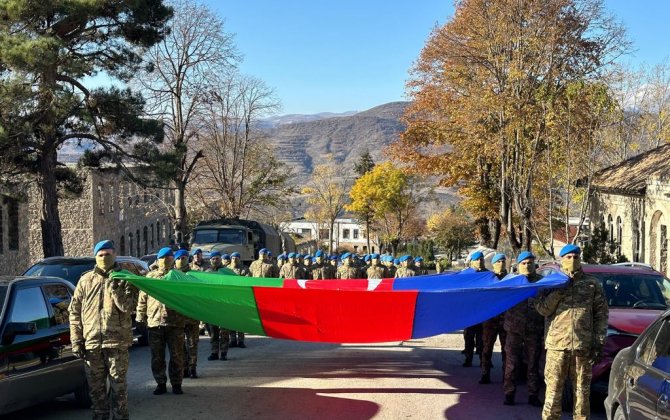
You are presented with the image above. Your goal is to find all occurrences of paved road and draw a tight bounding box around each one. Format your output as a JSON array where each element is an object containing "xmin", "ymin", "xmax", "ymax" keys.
[{"xmin": 6, "ymin": 333, "xmax": 606, "ymax": 420}]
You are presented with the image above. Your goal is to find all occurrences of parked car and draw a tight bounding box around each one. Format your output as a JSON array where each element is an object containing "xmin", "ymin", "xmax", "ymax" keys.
[
  {"xmin": 539, "ymin": 263, "xmax": 670, "ymax": 408},
  {"xmin": 0, "ymin": 276, "xmax": 90, "ymax": 415},
  {"xmin": 605, "ymin": 309, "xmax": 670, "ymax": 420},
  {"xmin": 23, "ymin": 256, "xmax": 151, "ymax": 346}
]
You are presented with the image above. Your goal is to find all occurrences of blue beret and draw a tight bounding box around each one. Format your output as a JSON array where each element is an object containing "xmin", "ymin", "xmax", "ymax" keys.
[
  {"xmin": 315, "ymin": 250, "xmax": 324, "ymax": 257},
  {"xmin": 288, "ymin": 252, "xmax": 296, "ymax": 258},
  {"xmin": 415, "ymin": 256, "xmax": 424, "ymax": 262},
  {"xmin": 393, "ymin": 258, "xmax": 400, "ymax": 265},
  {"xmin": 221, "ymin": 254, "xmax": 230, "ymax": 260},
  {"xmin": 157, "ymin": 247, "xmax": 174, "ymax": 259},
  {"xmin": 517, "ymin": 251, "xmax": 535, "ymax": 263},
  {"xmin": 268, "ymin": 251, "xmax": 273, "ymax": 257},
  {"xmin": 93, "ymin": 240, "xmax": 114, "ymax": 255},
  {"xmin": 191, "ymin": 248, "xmax": 202, "ymax": 256},
  {"xmin": 371, "ymin": 253, "xmax": 380, "ymax": 259},
  {"xmin": 364, "ymin": 255, "xmax": 371, "ymax": 262},
  {"xmin": 399, "ymin": 255, "xmax": 411, "ymax": 263},
  {"xmin": 230, "ymin": 252, "xmax": 241, "ymax": 258},
  {"xmin": 560, "ymin": 244, "xmax": 581, "ymax": 257},
  {"xmin": 304, "ymin": 255, "xmax": 312, "ymax": 260},
  {"xmin": 470, "ymin": 251, "xmax": 484, "ymax": 261},
  {"xmin": 174, "ymin": 249, "xmax": 188, "ymax": 259},
  {"xmin": 210, "ymin": 250, "xmax": 222, "ymax": 258},
  {"xmin": 329, "ymin": 255, "xmax": 338, "ymax": 260},
  {"xmin": 341, "ymin": 252, "xmax": 351, "ymax": 259},
  {"xmin": 277, "ymin": 253, "xmax": 287, "ymax": 260},
  {"xmin": 491, "ymin": 253, "xmax": 506, "ymax": 264},
  {"xmin": 259, "ymin": 248, "xmax": 269, "ymax": 255}
]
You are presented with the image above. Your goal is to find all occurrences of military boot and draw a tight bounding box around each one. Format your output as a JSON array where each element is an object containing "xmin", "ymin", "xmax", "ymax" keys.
[
  {"xmin": 528, "ymin": 395, "xmax": 543, "ymax": 407},
  {"xmin": 207, "ymin": 352, "xmax": 219, "ymax": 361},
  {"xmin": 172, "ymin": 384, "xmax": 183, "ymax": 395},
  {"xmin": 238, "ymin": 341, "xmax": 246, "ymax": 348},
  {"xmin": 503, "ymin": 394, "xmax": 515, "ymax": 406},
  {"xmin": 478, "ymin": 373, "xmax": 491, "ymax": 384},
  {"xmin": 153, "ymin": 383, "xmax": 167, "ymax": 395},
  {"xmin": 220, "ymin": 352, "xmax": 227, "ymax": 361},
  {"xmin": 189, "ymin": 366, "xmax": 198, "ymax": 379},
  {"xmin": 462, "ymin": 357, "xmax": 473, "ymax": 367}
]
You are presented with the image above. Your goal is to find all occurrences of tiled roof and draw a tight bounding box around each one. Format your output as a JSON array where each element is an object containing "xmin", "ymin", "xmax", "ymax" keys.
[{"xmin": 591, "ymin": 143, "xmax": 670, "ymax": 194}]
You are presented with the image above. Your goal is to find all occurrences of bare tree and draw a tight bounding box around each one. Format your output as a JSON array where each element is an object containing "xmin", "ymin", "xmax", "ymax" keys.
[{"xmin": 134, "ymin": 0, "xmax": 239, "ymax": 242}]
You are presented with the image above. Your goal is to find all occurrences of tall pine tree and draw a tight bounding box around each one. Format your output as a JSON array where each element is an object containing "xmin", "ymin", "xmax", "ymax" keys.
[{"xmin": 0, "ymin": 1, "xmax": 173, "ymax": 256}]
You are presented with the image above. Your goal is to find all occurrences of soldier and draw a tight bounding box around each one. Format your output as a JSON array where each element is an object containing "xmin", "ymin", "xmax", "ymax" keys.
[
  {"xmin": 296, "ymin": 253, "xmax": 305, "ymax": 267},
  {"xmin": 479, "ymin": 253, "xmax": 508, "ymax": 385},
  {"xmin": 205, "ymin": 256, "xmax": 231, "ymax": 361},
  {"xmin": 366, "ymin": 253, "xmax": 389, "ymax": 279},
  {"xmin": 221, "ymin": 253, "xmax": 231, "ymax": 268},
  {"xmin": 337, "ymin": 252, "xmax": 361, "ymax": 279},
  {"xmin": 394, "ymin": 255, "xmax": 416, "ymax": 278},
  {"xmin": 229, "ymin": 252, "xmax": 250, "ymax": 348},
  {"xmin": 69, "ymin": 240, "xmax": 137, "ymax": 420},
  {"xmin": 384, "ymin": 256, "xmax": 397, "ymax": 278},
  {"xmin": 136, "ymin": 247, "xmax": 186, "ymax": 395},
  {"xmin": 208, "ymin": 251, "xmax": 224, "ymax": 271},
  {"xmin": 329, "ymin": 254, "xmax": 339, "ymax": 269},
  {"xmin": 463, "ymin": 251, "xmax": 486, "ymax": 367},
  {"xmin": 303, "ymin": 254, "xmax": 314, "ymax": 279},
  {"xmin": 312, "ymin": 250, "xmax": 337, "ymax": 279},
  {"xmin": 173, "ymin": 250, "xmax": 200, "ymax": 379},
  {"xmin": 502, "ymin": 251, "xmax": 544, "ymax": 406},
  {"xmin": 536, "ymin": 244, "xmax": 608, "ymax": 419},
  {"xmin": 414, "ymin": 256, "xmax": 429, "ymax": 275},
  {"xmin": 189, "ymin": 248, "xmax": 209, "ymax": 271},
  {"xmin": 250, "ymin": 248, "xmax": 279, "ymax": 278},
  {"xmin": 279, "ymin": 252, "xmax": 307, "ymax": 279},
  {"xmin": 276, "ymin": 253, "xmax": 287, "ymax": 270},
  {"xmin": 435, "ymin": 258, "xmax": 446, "ymax": 274}
]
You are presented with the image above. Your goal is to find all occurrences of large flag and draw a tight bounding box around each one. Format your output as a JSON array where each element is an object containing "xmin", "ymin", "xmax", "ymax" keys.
[{"xmin": 113, "ymin": 269, "xmax": 568, "ymax": 343}]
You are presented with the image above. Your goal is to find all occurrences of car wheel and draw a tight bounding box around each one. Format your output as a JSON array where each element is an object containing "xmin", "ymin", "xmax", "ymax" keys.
[
  {"xmin": 74, "ymin": 379, "xmax": 92, "ymax": 408},
  {"xmin": 613, "ymin": 405, "xmax": 626, "ymax": 420},
  {"xmin": 561, "ymin": 381, "xmax": 574, "ymax": 412}
]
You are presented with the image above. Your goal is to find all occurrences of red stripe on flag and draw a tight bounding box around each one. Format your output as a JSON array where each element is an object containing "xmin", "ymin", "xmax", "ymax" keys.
[
  {"xmin": 253, "ymin": 287, "xmax": 417, "ymax": 343},
  {"xmin": 282, "ymin": 278, "xmax": 395, "ymax": 291}
]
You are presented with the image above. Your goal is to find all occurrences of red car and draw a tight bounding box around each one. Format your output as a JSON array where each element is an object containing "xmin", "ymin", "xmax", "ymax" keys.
[{"xmin": 538, "ymin": 264, "xmax": 669, "ymax": 405}]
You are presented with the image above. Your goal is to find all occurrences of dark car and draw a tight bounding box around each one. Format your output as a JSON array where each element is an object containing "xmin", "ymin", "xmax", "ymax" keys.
[
  {"xmin": 0, "ymin": 276, "xmax": 90, "ymax": 415},
  {"xmin": 605, "ymin": 309, "xmax": 670, "ymax": 420},
  {"xmin": 539, "ymin": 264, "xmax": 670, "ymax": 407},
  {"xmin": 23, "ymin": 256, "xmax": 151, "ymax": 346}
]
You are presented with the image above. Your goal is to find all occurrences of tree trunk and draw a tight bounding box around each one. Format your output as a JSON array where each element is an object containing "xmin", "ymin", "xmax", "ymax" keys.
[
  {"xmin": 39, "ymin": 149, "xmax": 64, "ymax": 257},
  {"xmin": 329, "ymin": 219, "xmax": 335, "ymax": 254},
  {"xmin": 174, "ymin": 184, "xmax": 189, "ymax": 244},
  {"xmin": 490, "ymin": 218, "xmax": 501, "ymax": 249}
]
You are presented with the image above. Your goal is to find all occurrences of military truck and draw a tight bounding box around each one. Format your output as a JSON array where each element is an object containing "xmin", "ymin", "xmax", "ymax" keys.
[{"xmin": 190, "ymin": 219, "xmax": 295, "ymax": 265}]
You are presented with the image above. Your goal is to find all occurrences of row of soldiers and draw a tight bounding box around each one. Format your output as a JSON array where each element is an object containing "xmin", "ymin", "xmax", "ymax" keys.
[{"xmin": 464, "ymin": 245, "xmax": 608, "ymax": 420}]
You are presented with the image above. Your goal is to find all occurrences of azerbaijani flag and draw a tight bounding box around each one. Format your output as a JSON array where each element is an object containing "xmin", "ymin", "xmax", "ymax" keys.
[{"xmin": 112, "ymin": 269, "xmax": 568, "ymax": 343}]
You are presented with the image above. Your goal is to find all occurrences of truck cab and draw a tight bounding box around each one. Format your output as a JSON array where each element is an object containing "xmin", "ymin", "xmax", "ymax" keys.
[{"xmin": 190, "ymin": 224, "xmax": 255, "ymax": 263}]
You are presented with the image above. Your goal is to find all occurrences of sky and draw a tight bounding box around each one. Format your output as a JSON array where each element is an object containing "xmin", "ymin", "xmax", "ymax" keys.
[{"xmin": 203, "ymin": 1, "xmax": 670, "ymax": 116}]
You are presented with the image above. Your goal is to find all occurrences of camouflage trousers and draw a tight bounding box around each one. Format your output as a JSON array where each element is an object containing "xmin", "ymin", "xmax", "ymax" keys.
[
  {"xmin": 184, "ymin": 319, "xmax": 200, "ymax": 368},
  {"xmin": 208, "ymin": 325, "xmax": 230, "ymax": 356},
  {"xmin": 84, "ymin": 348, "xmax": 129, "ymax": 420},
  {"xmin": 481, "ymin": 315, "xmax": 507, "ymax": 376},
  {"xmin": 230, "ymin": 331, "xmax": 245, "ymax": 345},
  {"xmin": 542, "ymin": 349, "xmax": 592, "ymax": 420},
  {"xmin": 503, "ymin": 331, "xmax": 543, "ymax": 397},
  {"xmin": 464, "ymin": 323, "xmax": 483, "ymax": 362},
  {"xmin": 148, "ymin": 326, "xmax": 184, "ymax": 386}
]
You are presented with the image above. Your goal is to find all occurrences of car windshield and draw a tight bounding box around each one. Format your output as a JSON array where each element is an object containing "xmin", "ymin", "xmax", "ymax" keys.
[
  {"xmin": 193, "ymin": 229, "xmax": 246, "ymax": 245},
  {"xmin": 592, "ymin": 272, "xmax": 670, "ymax": 310},
  {"xmin": 24, "ymin": 262, "xmax": 94, "ymax": 286}
]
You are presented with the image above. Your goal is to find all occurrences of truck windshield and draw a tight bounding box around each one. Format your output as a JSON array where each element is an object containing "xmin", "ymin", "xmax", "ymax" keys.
[{"xmin": 193, "ymin": 229, "xmax": 246, "ymax": 245}]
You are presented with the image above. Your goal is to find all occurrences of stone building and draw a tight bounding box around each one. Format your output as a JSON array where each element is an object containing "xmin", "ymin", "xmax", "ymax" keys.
[
  {"xmin": 283, "ymin": 217, "xmax": 380, "ymax": 254},
  {"xmin": 0, "ymin": 167, "xmax": 173, "ymax": 275},
  {"xmin": 589, "ymin": 143, "xmax": 670, "ymax": 275}
]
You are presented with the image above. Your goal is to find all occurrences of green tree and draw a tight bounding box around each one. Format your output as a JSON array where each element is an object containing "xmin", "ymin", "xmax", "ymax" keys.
[
  {"xmin": 0, "ymin": 0, "xmax": 172, "ymax": 256},
  {"xmin": 354, "ymin": 149, "xmax": 375, "ymax": 177},
  {"xmin": 427, "ymin": 206, "xmax": 475, "ymax": 261},
  {"xmin": 351, "ymin": 149, "xmax": 376, "ymax": 252}
]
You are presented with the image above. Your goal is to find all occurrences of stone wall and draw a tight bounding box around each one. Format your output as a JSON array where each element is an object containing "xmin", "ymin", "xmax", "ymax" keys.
[{"xmin": 0, "ymin": 193, "xmax": 31, "ymax": 276}]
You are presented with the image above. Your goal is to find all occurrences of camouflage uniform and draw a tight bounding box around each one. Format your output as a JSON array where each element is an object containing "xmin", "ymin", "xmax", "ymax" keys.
[
  {"xmin": 311, "ymin": 261, "xmax": 337, "ymax": 279},
  {"xmin": 69, "ymin": 265, "xmax": 137, "ymax": 420},
  {"xmin": 480, "ymin": 269, "xmax": 508, "ymax": 382},
  {"xmin": 204, "ymin": 266, "xmax": 231, "ymax": 359},
  {"xmin": 279, "ymin": 262, "xmax": 307, "ymax": 279},
  {"xmin": 366, "ymin": 265, "xmax": 389, "ymax": 279},
  {"xmin": 189, "ymin": 260, "xmax": 210, "ymax": 272},
  {"xmin": 535, "ymin": 269, "xmax": 608, "ymax": 420},
  {"xmin": 337, "ymin": 265, "xmax": 361, "ymax": 279},
  {"xmin": 503, "ymin": 272, "xmax": 544, "ymax": 401},
  {"xmin": 387, "ymin": 264, "xmax": 397, "ymax": 278},
  {"xmin": 229, "ymin": 261, "xmax": 250, "ymax": 346},
  {"xmin": 394, "ymin": 266, "xmax": 416, "ymax": 278},
  {"xmin": 136, "ymin": 267, "xmax": 186, "ymax": 388},
  {"xmin": 178, "ymin": 265, "xmax": 200, "ymax": 377},
  {"xmin": 250, "ymin": 258, "xmax": 279, "ymax": 278}
]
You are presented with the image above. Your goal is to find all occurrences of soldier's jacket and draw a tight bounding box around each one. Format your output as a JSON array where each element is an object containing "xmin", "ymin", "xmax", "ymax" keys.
[
  {"xmin": 69, "ymin": 265, "xmax": 138, "ymax": 349},
  {"xmin": 279, "ymin": 263, "xmax": 307, "ymax": 279},
  {"xmin": 504, "ymin": 272, "xmax": 544, "ymax": 335},
  {"xmin": 337, "ymin": 265, "xmax": 361, "ymax": 279},
  {"xmin": 387, "ymin": 266, "xmax": 397, "ymax": 277},
  {"xmin": 250, "ymin": 259, "xmax": 279, "ymax": 278},
  {"xmin": 535, "ymin": 269, "xmax": 608, "ymax": 351},
  {"xmin": 231, "ymin": 263, "xmax": 251, "ymax": 277},
  {"xmin": 311, "ymin": 263, "xmax": 337, "ymax": 279},
  {"xmin": 136, "ymin": 268, "xmax": 185, "ymax": 328},
  {"xmin": 414, "ymin": 267, "xmax": 429, "ymax": 276},
  {"xmin": 394, "ymin": 267, "xmax": 416, "ymax": 278},
  {"xmin": 190, "ymin": 261, "xmax": 210, "ymax": 271},
  {"xmin": 366, "ymin": 265, "xmax": 389, "ymax": 279}
]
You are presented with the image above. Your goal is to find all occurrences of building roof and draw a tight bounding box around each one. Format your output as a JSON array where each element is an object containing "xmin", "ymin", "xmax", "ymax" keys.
[
  {"xmin": 591, "ymin": 143, "xmax": 670, "ymax": 194},
  {"xmin": 553, "ymin": 225, "xmax": 578, "ymax": 244}
]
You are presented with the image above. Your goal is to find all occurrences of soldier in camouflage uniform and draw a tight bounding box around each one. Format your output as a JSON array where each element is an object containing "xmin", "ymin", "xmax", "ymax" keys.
[
  {"xmin": 229, "ymin": 252, "xmax": 250, "ymax": 348},
  {"xmin": 383, "ymin": 256, "xmax": 397, "ymax": 277},
  {"xmin": 463, "ymin": 251, "xmax": 486, "ymax": 367},
  {"xmin": 173, "ymin": 250, "xmax": 200, "ymax": 379},
  {"xmin": 394, "ymin": 255, "xmax": 416, "ymax": 278},
  {"xmin": 413, "ymin": 257, "xmax": 429, "ymax": 275},
  {"xmin": 502, "ymin": 251, "xmax": 544, "ymax": 406},
  {"xmin": 221, "ymin": 253, "xmax": 231, "ymax": 268},
  {"xmin": 303, "ymin": 255, "xmax": 314, "ymax": 279},
  {"xmin": 136, "ymin": 247, "xmax": 186, "ymax": 395},
  {"xmin": 189, "ymin": 248, "xmax": 210, "ymax": 271},
  {"xmin": 69, "ymin": 240, "xmax": 137, "ymax": 420},
  {"xmin": 366, "ymin": 253, "xmax": 389, "ymax": 279},
  {"xmin": 536, "ymin": 244, "xmax": 608, "ymax": 420},
  {"xmin": 204, "ymin": 251, "xmax": 231, "ymax": 360},
  {"xmin": 337, "ymin": 252, "xmax": 361, "ymax": 279},
  {"xmin": 276, "ymin": 253, "xmax": 286, "ymax": 271},
  {"xmin": 329, "ymin": 254, "xmax": 339, "ymax": 270},
  {"xmin": 479, "ymin": 253, "xmax": 508, "ymax": 385},
  {"xmin": 250, "ymin": 248, "xmax": 279, "ymax": 278},
  {"xmin": 311, "ymin": 250, "xmax": 336, "ymax": 279},
  {"xmin": 279, "ymin": 252, "xmax": 307, "ymax": 279}
]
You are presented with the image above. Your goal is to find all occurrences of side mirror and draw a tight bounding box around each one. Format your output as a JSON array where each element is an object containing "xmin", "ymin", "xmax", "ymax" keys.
[{"xmin": 2, "ymin": 321, "xmax": 37, "ymax": 345}]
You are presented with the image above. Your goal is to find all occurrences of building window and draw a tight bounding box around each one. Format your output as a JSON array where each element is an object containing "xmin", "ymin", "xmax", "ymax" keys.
[
  {"xmin": 616, "ymin": 216, "xmax": 622, "ymax": 256},
  {"xmin": 150, "ymin": 223, "xmax": 155, "ymax": 249},
  {"xmin": 143, "ymin": 226, "xmax": 148, "ymax": 255},
  {"xmin": 119, "ymin": 235, "xmax": 126, "ymax": 256},
  {"xmin": 661, "ymin": 225, "xmax": 668, "ymax": 275},
  {"xmin": 607, "ymin": 215, "xmax": 613, "ymax": 243},
  {"xmin": 98, "ymin": 184, "xmax": 104, "ymax": 214},
  {"xmin": 301, "ymin": 228, "xmax": 312, "ymax": 239},
  {"xmin": 353, "ymin": 229, "xmax": 359, "ymax": 239},
  {"xmin": 136, "ymin": 229, "xmax": 141, "ymax": 257},
  {"xmin": 342, "ymin": 229, "xmax": 350, "ymax": 240},
  {"xmin": 7, "ymin": 198, "xmax": 18, "ymax": 251},
  {"xmin": 319, "ymin": 229, "xmax": 329, "ymax": 240},
  {"xmin": 353, "ymin": 245, "xmax": 358, "ymax": 252}
]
